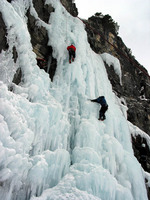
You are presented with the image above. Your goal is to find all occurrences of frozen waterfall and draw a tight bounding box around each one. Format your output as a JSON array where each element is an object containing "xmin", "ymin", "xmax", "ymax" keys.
[{"xmin": 0, "ymin": 0, "xmax": 148, "ymax": 200}]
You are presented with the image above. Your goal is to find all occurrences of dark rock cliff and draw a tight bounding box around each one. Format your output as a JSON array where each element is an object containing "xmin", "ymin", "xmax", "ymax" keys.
[
  {"xmin": 0, "ymin": 0, "xmax": 150, "ymax": 197},
  {"xmin": 60, "ymin": 0, "xmax": 78, "ymax": 17},
  {"xmin": 0, "ymin": 13, "xmax": 8, "ymax": 52}
]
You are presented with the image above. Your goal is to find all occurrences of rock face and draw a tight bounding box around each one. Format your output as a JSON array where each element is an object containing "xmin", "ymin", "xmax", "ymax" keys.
[
  {"xmin": 0, "ymin": 13, "xmax": 8, "ymax": 53},
  {"xmin": 27, "ymin": 0, "xmax": 57, "ymax": 81},
  {"xmin": 60, "ymin": 0, "xmax": 78, "ymax": 17},
  {"xmin": 132, "ymin": 134, "xmax": 150, "ymax": 199},
  {"xmin": 0, "ymin": 1, "xmax": 150, "ymax": 196}
]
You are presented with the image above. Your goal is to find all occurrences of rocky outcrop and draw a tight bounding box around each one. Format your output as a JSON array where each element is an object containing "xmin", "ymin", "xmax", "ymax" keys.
[
  {"xmin": 0, "ymin": 13, "xmax": 8, "ymax": 53},
  {"xmin": 132, "ymin": 135, "xmax": 150, "ymax": 172},
  {"xmin": 60, "ymin": 0, "xmax": 78, "ymax": 17},
  {"xmin": 27, "ymin": 0, "xmax": 57, "ymax": 81},
  {"xmin": 32, "ymin": 0, "xmax": 53, "ymax": 24},
  {"xmin": 132, "ymin": 134, "xmax": 150, "ymax": 198}
]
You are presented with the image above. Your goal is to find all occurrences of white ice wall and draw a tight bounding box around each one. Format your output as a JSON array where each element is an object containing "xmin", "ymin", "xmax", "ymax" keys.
[{"xmin": 0, "ymin": 0, "xmax": 148, "ymax": 200}]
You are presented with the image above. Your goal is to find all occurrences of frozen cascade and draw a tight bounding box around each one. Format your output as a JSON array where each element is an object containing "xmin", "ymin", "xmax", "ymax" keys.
[{"xmin": 0, "ymin": 0, "xmax": 148, "ymax": 200}]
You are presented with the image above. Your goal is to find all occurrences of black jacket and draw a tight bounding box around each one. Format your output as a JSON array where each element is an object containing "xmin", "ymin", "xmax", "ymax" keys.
[{"xmin": 91, "ymin": 96, "xmax": 108, "ymax": 107}]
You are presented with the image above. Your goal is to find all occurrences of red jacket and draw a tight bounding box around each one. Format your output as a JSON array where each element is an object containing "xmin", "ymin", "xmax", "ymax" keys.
[{"xmin": 67, "ymin": 45, "xmax": 76, "ymax": 51}]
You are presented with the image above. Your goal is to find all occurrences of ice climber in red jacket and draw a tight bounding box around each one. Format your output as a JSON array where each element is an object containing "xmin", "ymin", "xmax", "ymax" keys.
[{"xmin": 67, "ymin": 44, "xmax": 76, "ymax": 64}]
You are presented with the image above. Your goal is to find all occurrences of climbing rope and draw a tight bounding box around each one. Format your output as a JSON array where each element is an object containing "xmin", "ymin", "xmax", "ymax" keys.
[{"xmin": 65, "ymin": 11, "xmax": 68, "ymax": 44}]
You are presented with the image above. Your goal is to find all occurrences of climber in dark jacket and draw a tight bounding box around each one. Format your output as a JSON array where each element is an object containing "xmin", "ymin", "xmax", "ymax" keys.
[
  {"xmin": 90, "ymin": 96, "xmax": 108, "ymax": 120},
  {"xmin": 67, "ymin": 44, "xmax": 76, "ymax": 64}
]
